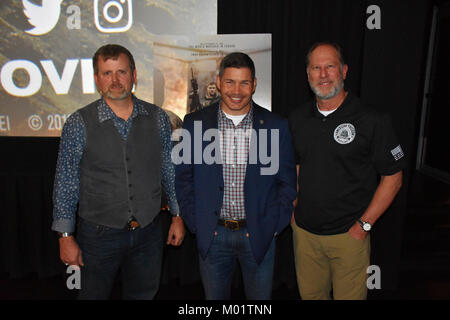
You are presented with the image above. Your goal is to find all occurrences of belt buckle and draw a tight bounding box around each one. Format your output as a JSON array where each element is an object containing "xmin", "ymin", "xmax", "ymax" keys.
[
  {"xmin": 224, "ymin": 219, "xmax": 239, "ymax": 231},
  {"xmin": 127, "ymin": 219, "xmax": 139, "ymax": 231}
]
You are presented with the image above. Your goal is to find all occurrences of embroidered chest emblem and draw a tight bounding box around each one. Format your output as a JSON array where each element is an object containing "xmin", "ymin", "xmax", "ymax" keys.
[{"xmin": 333, "ymin": 123, "xmax": 356, "ymax": 144}]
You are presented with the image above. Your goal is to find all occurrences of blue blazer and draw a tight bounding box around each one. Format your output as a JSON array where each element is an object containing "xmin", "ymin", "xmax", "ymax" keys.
[{"xmin": 175, "ymin": 102, "xmax": 297, "ymax": 264}]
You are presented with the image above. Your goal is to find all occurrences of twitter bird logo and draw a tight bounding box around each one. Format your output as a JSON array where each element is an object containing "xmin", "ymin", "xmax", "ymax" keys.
[{"xmin": 23, "ymin": 0, "xmax": 63, "ymax": 35}]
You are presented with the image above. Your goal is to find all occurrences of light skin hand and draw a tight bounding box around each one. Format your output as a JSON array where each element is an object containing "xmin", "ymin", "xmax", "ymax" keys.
[
  {"xmin": 348, "ymin": 171, "xmax": 403, "ymax": 240},
  {"xmin": 59, "ymin": 236, "xmax": 84, "ymax": 267},
  {"xmin": 167, "ymin": 216, "xmax": 185, "ymax": 246},
  {"xmin": 291, "ymin": 198, "xmax": 297, "ymax": 224},
  {"xmin": 348, "ymin": 222, "xmax": 368, "ymax": 240}
]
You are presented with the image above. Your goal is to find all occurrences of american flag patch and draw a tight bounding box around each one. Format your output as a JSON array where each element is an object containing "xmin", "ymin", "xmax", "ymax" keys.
[{"xmin": 391, "ymin": 145, "xmax": 404, "ymax": 161}]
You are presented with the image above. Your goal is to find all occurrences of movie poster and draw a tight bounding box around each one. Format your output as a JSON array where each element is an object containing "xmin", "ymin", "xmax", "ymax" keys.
[
  {"xmin": 0, "ymin": 0, "xmax": 217, "ymax": 136},
  {"xmin": 153, "ymin": 34, "xmax": 272, "ymax": 122}
]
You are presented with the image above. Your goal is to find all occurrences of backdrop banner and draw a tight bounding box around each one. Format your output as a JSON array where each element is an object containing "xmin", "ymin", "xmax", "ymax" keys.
[{"xmin": 0, "ymin": 0, "xmax": 218, "ymax": 137}]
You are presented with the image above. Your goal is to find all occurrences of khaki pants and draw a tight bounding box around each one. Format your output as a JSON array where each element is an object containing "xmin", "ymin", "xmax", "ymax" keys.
[{"xmin": 291, "ymin": 222, "xmax": 370, "ymax": 300}]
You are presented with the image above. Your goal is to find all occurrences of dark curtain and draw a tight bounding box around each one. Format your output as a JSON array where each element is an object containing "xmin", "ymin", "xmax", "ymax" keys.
[
  {"xmin": 0, "ymin": 138, "xmax": 60, "ymax": 278},
  {"xmin": 219, "ymin": 0, "xmax": 367, "ymax": 116},
  {"xmin": 0, "ymin": 0, "xmax": 433, "ymax": 295}
]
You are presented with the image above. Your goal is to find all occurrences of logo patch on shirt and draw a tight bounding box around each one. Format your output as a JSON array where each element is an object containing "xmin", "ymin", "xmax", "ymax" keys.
[
  {"xmin": 334, "ymin": 123, "xmax": 356, "ymax": 144},
  {"xmin": 391, "ymin": 145, "xmax": 404, "ymax": 161}
]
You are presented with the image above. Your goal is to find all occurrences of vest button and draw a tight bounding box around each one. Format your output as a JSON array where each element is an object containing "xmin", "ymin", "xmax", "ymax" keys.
[
  {"xmin": 128, "ymin": 170, "xmax": 131, "ymax": 174},
  {"xmin": 129, "ymin": 196, "xmax": 133, "ymax": 200}
]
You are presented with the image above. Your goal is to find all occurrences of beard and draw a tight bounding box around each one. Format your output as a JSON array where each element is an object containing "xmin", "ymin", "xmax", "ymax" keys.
[
  {"xmin": 101, "ymin": 83, "xmax": 133, "ymax": 100},
  {"xmin": 105, "ymin": 89, "xmax": 132, "ymax": 100},
  {"xmin": 309, "ymin": 78, "xmax": 345, "ymax": 100}
]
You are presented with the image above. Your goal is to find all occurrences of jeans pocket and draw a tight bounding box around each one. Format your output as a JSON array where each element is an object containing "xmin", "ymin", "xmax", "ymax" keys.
[
  {"xmin": 95, "ymin": 224, "xmax": 110, "ymax": 237},
  {"xmin": 78, "ymin": 219, "xmax": 109, "ymax": 238}
]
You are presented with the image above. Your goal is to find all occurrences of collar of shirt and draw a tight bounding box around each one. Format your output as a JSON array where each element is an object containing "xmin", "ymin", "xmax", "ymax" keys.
[
  {"xmin": 217, "ymin": 101, "xmax": 254, "ymax": 129},
  {"xmin": 97, "ymin": 95, "xmax": 150, "ymax": 123},
  {"xmin": 311, "ymin": 91, "xmax": 357, "ymax": 119}
]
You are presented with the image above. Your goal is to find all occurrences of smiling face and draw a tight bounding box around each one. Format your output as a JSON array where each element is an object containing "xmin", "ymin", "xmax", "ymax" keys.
[
  {"xmin": 216, "ymin": 67, "xmax": 256, "ymax": 115},
  {"xmin": 94, "ymin": 53, "xmax": 136, "ymax": 102},
  {"xmin": 307, "ymin": 44, "xmax": 348, "ymax": 100}
]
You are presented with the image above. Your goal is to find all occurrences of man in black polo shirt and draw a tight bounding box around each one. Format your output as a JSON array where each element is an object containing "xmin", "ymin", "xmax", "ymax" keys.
[{"xmin": 288, "ymin": 42, "xmax": 405, "ymax": 300}]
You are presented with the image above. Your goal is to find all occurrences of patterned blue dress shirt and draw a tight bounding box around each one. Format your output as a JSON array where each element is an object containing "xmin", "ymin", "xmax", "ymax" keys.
[{"xmin": 52, "ymin": 96, "xmax": 179, "ymax": 233}]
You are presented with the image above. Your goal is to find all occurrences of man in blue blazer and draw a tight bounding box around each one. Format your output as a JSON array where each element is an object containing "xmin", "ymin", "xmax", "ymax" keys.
[{"xmin": 175, "ymin": 52, "xmax": 297, "ymax": 299}]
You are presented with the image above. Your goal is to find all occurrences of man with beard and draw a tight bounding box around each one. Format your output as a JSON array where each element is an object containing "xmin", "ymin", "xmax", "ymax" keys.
[
  {"xmin": 52, "ymin": 44, "xmax": 184, "ymax": 299},
  {"xmin": 288, "ymin": 42, "xmax": 405, "ymax": 299}
]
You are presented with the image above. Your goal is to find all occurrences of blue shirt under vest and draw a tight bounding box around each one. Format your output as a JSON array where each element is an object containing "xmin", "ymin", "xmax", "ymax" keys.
[{"xmin": 52, "ymin": 96, "xmax": 179, "ymax": 233}]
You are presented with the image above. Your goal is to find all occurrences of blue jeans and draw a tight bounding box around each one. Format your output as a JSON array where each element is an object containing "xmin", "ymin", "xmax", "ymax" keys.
[
  {"xmin": 76, "ymin": 216, "xmax": 163, "ymax": 300},
  {"xmin": 198, "ymin": 225, "xmax": 275, "ymax": 300}
]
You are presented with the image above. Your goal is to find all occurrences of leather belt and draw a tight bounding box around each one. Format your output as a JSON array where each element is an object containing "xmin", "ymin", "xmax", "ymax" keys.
[
  {"xmin": 127, "ymin": 217, "xmax": 140, "ymax": 231},
  {"xmin": 218, "ymin": 219, "xmax": 246, "ymax": 231}
]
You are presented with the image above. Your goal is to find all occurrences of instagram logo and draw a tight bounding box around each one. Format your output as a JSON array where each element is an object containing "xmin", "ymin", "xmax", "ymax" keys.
[{"xmin": 94, "ymin": 0, "xmax": 133, "ymax": 33}]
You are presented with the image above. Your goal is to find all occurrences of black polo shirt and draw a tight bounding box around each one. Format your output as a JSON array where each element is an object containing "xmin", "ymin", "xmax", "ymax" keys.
[{"xmin": 288, "ymin": 92, "xmax": 405, "ymax": 235}]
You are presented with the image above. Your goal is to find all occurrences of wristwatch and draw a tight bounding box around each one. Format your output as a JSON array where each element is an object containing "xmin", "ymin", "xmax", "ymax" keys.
[
  {"xmin": 57, "ymin": 232, "xmax": 73, "ymax": 238},
  {"xmin": 357, "ymin": 219, "xmax": 372, "ymax": 232}
]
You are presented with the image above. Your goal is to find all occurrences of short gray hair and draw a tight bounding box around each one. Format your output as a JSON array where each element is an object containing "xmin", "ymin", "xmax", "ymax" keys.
[{"xmin": 305, "ymin": 42, "xmax": 345, "ymax": 68}]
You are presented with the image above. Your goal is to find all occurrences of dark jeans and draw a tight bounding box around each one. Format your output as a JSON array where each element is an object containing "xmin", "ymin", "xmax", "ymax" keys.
[
  {"xmin": 76, "ymin": 216, "xmax": 163, "ymax": 300},
  {"xmin": 198, "ymin": 225, "xmax": 275, "ymax": 300}
]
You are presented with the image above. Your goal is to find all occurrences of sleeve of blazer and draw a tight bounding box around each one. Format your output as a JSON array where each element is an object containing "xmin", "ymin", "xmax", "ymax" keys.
[
  {"xmin": 175, "ymin": 113, "xmax": 196, "ymax": 233},
  {"xmin": 275, "ymin": 119, "xmax": 297, "ymax": 233}
]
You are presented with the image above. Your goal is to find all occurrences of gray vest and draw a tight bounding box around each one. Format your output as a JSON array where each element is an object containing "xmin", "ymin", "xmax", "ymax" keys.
[{"xmin": 77, "ymin": 100, "xmax": 162, "ymax": 229}]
